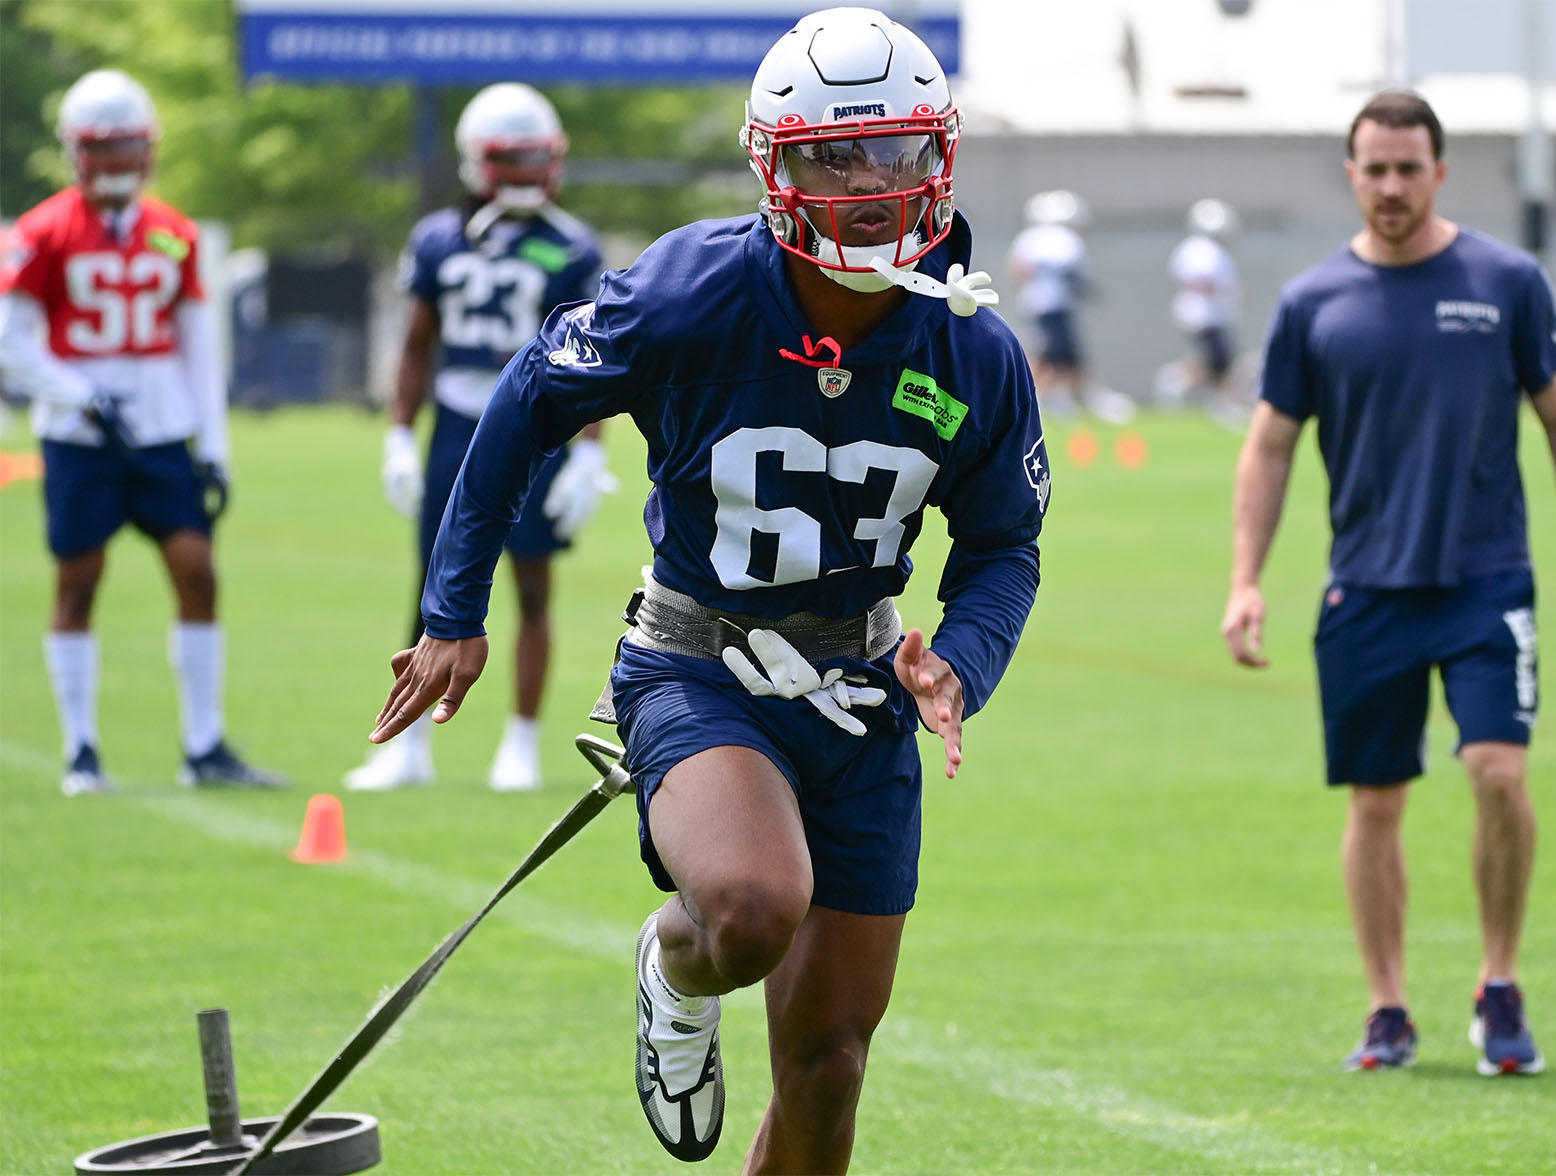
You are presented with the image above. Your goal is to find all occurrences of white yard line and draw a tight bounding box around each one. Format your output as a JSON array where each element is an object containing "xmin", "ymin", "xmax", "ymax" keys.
[{"xmin": 3, "ymin": 737, "xmax": 1354, "ymax": 1174}]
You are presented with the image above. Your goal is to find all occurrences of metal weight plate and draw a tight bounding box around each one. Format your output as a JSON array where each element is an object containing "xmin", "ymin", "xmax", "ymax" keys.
[{"xmin": 73, "ymin": 1113, "xmax": 379, "ymax": 1175}]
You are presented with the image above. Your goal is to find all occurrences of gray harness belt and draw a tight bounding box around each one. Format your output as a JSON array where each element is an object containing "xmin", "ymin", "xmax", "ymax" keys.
[
  {"xmin": 590, "ymin": 577, "xmax": 901, "ymax": 726},
  {"xmin": 627, "ymin": 576, "xmax": 903, "ymax": 664}
]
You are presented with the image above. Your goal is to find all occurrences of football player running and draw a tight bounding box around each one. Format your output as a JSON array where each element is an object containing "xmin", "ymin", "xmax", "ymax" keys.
[
  {"xmin": 345, "ymin": 82, "xmax": 613, "ymax": 794},
  {"xmin": 0, "ymin": 69, "xmax": 282, "ymax": 794},
  {"xmin": 370, "ymin": 8, "xmax": 1048, "ymax": 1171}
]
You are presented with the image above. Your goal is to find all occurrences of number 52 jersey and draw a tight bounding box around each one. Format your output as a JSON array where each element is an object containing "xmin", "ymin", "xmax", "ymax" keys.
[{"xmin": 0, "ymin": 187, "xmax": 204, "ymax": 446}]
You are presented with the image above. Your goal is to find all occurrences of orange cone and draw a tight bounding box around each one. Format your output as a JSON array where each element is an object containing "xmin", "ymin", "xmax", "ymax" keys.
[{"xmin": 290, "ymin": 794, "xmax": 347, "ymax": 863}]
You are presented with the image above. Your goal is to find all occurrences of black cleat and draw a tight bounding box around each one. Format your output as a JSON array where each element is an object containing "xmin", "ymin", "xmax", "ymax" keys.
[
  {"xmin": 179, "ymin": 741, "xmax": 288, "ymax": 789},
  {"xmin": 61, "ymin": 744, "xmax": 112, "ymax": 796}
]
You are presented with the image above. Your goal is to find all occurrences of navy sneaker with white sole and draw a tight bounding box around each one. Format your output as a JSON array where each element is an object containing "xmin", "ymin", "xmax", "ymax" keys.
[
  {"xmin": 1345, "ymin": 1007, "xmax": 1418, "ymax": 1070},
  {"xmin": 1470, "ymin": 982, "xmax": 1545, "ymax": 1076},
  {"xmin": 635, "ymin": 912, "xmax": 724, "ymax": 1161},
  {"xmin": 179, "ymin": 741, "xmax": 287, "ymax": 789},
  {"xmin": 61, "ymin": 744, "xmax": 112, "ymax": 796}
]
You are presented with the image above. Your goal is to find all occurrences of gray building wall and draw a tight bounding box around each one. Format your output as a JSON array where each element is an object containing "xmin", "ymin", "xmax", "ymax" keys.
[{"xmin": 954, "ymin": 132, "xmax": 1534, "ymax": 400}]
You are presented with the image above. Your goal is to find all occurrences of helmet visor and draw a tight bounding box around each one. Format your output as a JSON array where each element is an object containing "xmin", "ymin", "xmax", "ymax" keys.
[{"xmin": 780, "ymin": 134, "xmax": 938, "ymax": 196}]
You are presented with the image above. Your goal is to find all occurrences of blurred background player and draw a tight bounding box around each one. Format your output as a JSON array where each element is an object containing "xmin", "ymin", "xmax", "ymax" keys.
[
  {"xmin": 345, "ymin": 82, "xmax": 612, "ymax": 793},
  {"xmin": 1159, "ymin": 196, "xmax": 1247, "ymax": 425},
  {"xmin": 1007, "ymin": 188, "xmax": 1133, "ymax": 423},
  {"xmin": 0, "ymin": 69, "xmax": 282, "ymax": 794}
]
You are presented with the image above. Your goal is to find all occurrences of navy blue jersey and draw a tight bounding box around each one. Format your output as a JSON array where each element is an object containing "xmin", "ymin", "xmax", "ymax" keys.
[
  {"xmin": 399, "ymin": 205, "xmax": 602, "ymax": 418},
  {"xmin": 424, "ymin": 213, "xmax": 1049, "ymax": 715},
  {"xmin": 1260, "ymin": 229, "xmax": 1556, "ymax": 587}
]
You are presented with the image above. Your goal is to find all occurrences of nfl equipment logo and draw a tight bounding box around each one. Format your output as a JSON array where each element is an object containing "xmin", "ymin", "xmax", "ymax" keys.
[{"xmin": 818, "ymin": 367, "xmax": 852, "ymax": 398}]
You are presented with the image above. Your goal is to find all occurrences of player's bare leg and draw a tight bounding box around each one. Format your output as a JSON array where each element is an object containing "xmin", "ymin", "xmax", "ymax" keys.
[
  {"xmin": 745, "ymin": 906, "xmax": 904, "ymax": 1175},
  {"xmin": 1343, "ymin": 782, "xmax": 1410, "ymax": 1010},
  {"xmin": 52, "ymin": 547, "xmax": 105, "ymax": 631},
  {"xmin": 636, "ymin": 747, "xmax": 812, "ymax": 1159},
  {"xmin": 1461, "ymin": 742, "xmax": 1535, "ymax": 982},
  {"xmin": 651, "ymin": 747, "xmax": 813, "ymax": 994},
  {"xmin": 490, "ymin": 556, "xmax": 550, "ymax": 791},
  {"xmin": 159, "ymin": 529, "xmax": 216, "ymax": 621}
]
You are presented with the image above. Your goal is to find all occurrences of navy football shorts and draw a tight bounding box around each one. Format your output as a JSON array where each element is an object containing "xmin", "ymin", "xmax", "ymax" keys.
[
  {"xmin": 1035, "ymin": 310, "xmax": 1083, "ymax": 369},
  {"xmin": 41, "ymin": 438, "xmax": 210, "ymax": 559},
  {"xmin": 1195, "ymin": 327, "xmax": 1234, "ymax": 381},
  {"xmin": 1313, "ymin": 570, "xmax": 1538, "ymax": 786},
  {"xmin": 419, "ymin": 402, "xmax": 569, "ymax": 567},
  {"xmin": 610, "ymin": 638, "xmax": 924, "ymax": 917}
]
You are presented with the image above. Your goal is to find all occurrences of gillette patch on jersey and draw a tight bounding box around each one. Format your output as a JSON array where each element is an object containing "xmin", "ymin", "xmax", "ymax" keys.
[
  {"xmin": 147, "ymin": 228, "xmax": 189, "ymax": 262},
  {"xmin": 892, "ymin": 369, "xmax": 966, "ymax": 440}
]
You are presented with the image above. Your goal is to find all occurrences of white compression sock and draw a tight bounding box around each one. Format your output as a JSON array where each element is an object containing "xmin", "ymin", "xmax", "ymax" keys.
[
  {"xmin": 402, "ymin": 709, "xmax": 433, "ymax": 752},
  {"xmin": 503, "ymin": 714, "xmax": 539, "ymax": 750},
  {"xmin": 169, "ymin": 622, "xmax": 224, "ymax": 757},
  {"xmin": 44, "ymin": 631, "xmax": 98, "ymax": 757},
  {"xmin": 645, "ymin": 935, "xmax": 710, "ymax": 1017}
]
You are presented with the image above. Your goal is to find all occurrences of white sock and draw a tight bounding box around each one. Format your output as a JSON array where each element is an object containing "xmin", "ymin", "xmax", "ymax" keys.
[
  {"xmin": 44, "ymin": 631, "xmax": 98, "ymax": 757},
  {"xmin": 504, "ymin": 714, "xmax": 538, "ymax": 745},
  {"xmin": 645, "ymin": 935, "xmax": 710, "ymax": 1017},
  {"xmin": 401, "ymin": 710, "xmax": 433, "ymax": 753},
  {"xmin": 169, "ymin": 622, "xmax": 224, "ymax": 757}
]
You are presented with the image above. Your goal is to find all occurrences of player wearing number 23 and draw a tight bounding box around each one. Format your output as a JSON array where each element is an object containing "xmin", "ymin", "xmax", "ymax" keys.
[
  {"xmin": 0, "ymin": 69, "xmax": 280, "ymax": 795},
  {"xmin": 344, "ymin": 83, "xmax": 609, "ymax": 795},
  {"xmin": 371, "ymin": 8, "xmax": 1048, "ymax": 1169}
]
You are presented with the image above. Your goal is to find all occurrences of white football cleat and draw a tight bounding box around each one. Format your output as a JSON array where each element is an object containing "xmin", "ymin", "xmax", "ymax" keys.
[
  {"xmin": 343, "ymin": 738, "xmax": 433, "ymax": 791},
  {"xmin": 636, "ymin": 912, "xmax": 724, "ymax": 1161}
]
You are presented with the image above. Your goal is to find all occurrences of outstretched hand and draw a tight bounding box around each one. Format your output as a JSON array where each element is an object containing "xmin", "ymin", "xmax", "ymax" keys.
[
  {"xmin": 894, "ymin": 627, "xmax": 964, "ymax": 779},
  {"xmin": 370, "ymin": 634, "xmax": 489, "ymax": 743}
]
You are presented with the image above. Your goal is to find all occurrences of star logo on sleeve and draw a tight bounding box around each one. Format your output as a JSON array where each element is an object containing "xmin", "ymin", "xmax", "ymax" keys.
[{"xmin": 1023, "ymin": 435, "xmax": 1051, "ymax": 511}]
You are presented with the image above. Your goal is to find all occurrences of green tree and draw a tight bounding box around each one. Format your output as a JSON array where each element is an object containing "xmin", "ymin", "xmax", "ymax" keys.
[
  {"xmin": 3, "ymin": 0, "xmax": 757, "ymax": 258},
  {"xmin": 8, "ymin": 0, "xmax": 417, "ymax": 253}
]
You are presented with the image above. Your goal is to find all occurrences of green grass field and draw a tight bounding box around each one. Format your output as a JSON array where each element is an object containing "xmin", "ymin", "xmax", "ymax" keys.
[{"xmin": 1, "ymin": 405, "xmax": 1551, "ymax": 1175}]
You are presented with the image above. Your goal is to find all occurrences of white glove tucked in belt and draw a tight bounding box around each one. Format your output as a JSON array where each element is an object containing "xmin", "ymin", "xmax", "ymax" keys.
[
  {"xmin": 382, "ymin": 425, "xmax": 423, "ymax": 518},
  {"xmin": 542, "ymin": 438, "xmax": 618, "ymax": 539},
  {"xmin": 722, "ymin": 628, "xmax": 887, "ymax": 736}
]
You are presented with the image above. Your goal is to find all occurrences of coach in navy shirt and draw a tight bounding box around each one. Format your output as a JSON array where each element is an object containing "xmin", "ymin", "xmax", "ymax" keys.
[
  {"xmin": 368, "ymin": 7, "xmax": 1046, "ymax": 1168},
  {"xmin": 1223, "ymin": 91, "xmax": 1556, "ymax": 1077}
]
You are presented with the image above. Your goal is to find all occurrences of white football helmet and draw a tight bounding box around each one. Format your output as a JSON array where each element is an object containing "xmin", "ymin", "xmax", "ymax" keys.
[
  {"xmin": 455, "ymin": 83, "xmax": 566, "ymax": 217},
  {"xmin": 56, "ymin": 69, "xmax": 159, "ymax": 204},
  {"xmin": 741, "ymin": 6, "xmax": 960, "ymax": 293},
  {"xmin": 1187, "ymin": 197, "xmax": 1239, "ymax": 241},
  {"xmin": 1024, "ymin": 189, "xmax": 1090, "ymax": 231}
]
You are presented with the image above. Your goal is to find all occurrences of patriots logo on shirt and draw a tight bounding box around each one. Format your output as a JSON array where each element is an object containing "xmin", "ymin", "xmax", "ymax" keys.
[
  {"xmin": 547, "ymin": 302, "xmax": 602, "ymax": 368},
  {"xmin": 1024, "ymin": 436, "xmax": 1050, "ymax": 511}
]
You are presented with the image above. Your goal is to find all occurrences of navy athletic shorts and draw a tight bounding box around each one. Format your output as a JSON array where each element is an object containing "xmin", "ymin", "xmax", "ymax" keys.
[
  {"xmin": 1195, "ymin": 327, "xmax": 1234, "ymax": 381},
  {"xmin": 610, "ymin": 638, "xmax": 924, "ymax": 916},
  {"xmin": 41, "ymin": 438, "xmax": 210, "ymax": 559},
  {"xmin": 419, "ymin": 402, "xmax": 569, "ymax": 566},
  {"xmin": 1313, "ymin": 570, "xmax": 1538, "ymax": 785},
  {"xmin": 1035, "ymin": 310, "xmax": 1083, "ymax": 369}
]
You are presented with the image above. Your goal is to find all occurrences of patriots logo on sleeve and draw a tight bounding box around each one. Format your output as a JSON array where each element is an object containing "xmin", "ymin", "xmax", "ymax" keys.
[
  {"xmin": 1024, "ymin": 435, "xmax": 1051, "ymax": 512},
  {"xmin": 547, "ymin": 301, "xmax": 602, "ymax": 368}
]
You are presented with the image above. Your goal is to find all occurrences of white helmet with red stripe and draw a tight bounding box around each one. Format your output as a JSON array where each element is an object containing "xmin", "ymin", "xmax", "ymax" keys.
[
  {"xmin": 741, "ymin": 7, "xmax": 960, "ymax": 293},
  {"xmin": 455, "ymin": 83, "xmax": 567, "ymax": 217},
  {"xmin": 56, "ymin": 69, "xmax": 159, "ymax": 205}
]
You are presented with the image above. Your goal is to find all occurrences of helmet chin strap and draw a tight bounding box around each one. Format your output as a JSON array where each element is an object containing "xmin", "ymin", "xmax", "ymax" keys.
[
  {"xmin": 812, "ymin": 235, "xmax": 918, "ymax": 293},
  {"xmin": 807, "ymin": 229, "xmax": 1001, "ymax": 316},
  {"xmin": 89, "ymin": 173, "xmax": 142, "ymax": 201},
  {"xmin": 466, "ymin": 185, "xmax": 546, "ymax": 240}
]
